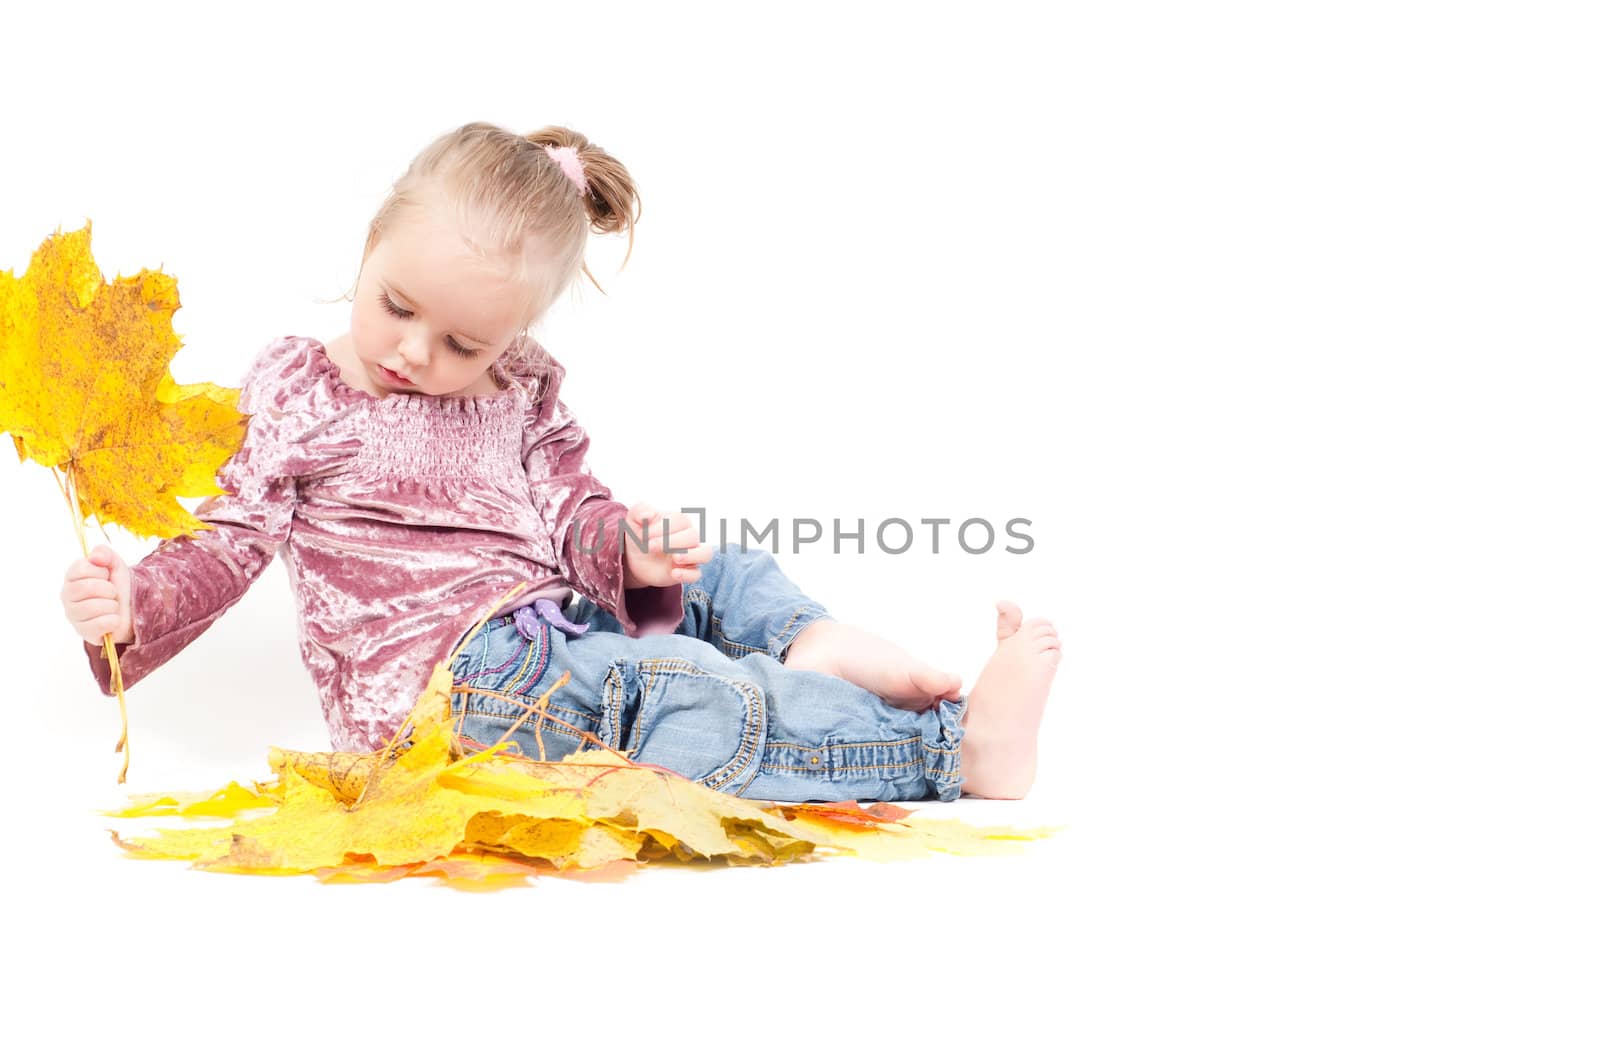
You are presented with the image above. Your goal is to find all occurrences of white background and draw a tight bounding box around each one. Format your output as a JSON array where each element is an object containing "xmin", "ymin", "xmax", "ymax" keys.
[{"xmin": 1, "ymin": 1, "xmax": 1594, "ymax": 1058}]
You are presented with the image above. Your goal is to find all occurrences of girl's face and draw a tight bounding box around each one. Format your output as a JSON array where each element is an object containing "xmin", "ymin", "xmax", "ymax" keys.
[{"xmin": 350, "ymin": 203, "xmax": 542, "ymax": 398}]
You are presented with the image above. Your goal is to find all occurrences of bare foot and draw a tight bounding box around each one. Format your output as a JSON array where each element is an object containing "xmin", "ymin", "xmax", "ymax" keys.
[
  {"xmin": 960, "ymin": 610, "xmax": 1060, "ymax": 799},
  {"xmin": 783, "ymin": 619, "xmax": 962, "ymax": 711}
]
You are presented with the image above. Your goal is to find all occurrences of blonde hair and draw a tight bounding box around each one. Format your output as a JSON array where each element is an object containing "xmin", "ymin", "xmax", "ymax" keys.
[{"xmin": 323, "ymin": 121, "xmax": 640, "ymax": 399}]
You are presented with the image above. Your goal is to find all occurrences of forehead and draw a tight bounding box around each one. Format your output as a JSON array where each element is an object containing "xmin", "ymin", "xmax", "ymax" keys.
[
  {"xmin": 375, "ymin": 213, "xmax": 536, "ymax": 327},
  {"xmin": 380, "ymin": 206, "xmax": 515, "ymax": 282},
  {"xmin": 375, "ymin": 206, "xmax": 553, "ymax": 321}
]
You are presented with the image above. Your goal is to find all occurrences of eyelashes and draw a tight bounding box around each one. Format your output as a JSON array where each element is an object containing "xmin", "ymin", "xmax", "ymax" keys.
[{"xmin": 378, "ymin": 292, "xmax": 481, "ymax": 357}]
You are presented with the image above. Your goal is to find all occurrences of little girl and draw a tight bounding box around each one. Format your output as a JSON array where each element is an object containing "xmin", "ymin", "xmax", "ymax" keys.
[{"xmin": 59, "ymin": 122, "xmax": 1060, "ymax": 801}]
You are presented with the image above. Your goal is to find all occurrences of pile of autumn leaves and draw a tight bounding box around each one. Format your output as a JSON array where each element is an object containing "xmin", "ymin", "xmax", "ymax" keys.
[
  {"xmin": 5, "ymin": 223, "xmax": 1059, "ymax": 889},
  {"xmin": 106, "ymin": 662, "xmax": 1059, "ymax": 887}
]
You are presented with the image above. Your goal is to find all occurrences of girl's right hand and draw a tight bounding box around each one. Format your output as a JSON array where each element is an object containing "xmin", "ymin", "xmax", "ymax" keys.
[{"xmin": 62, "ymin": 545, "xmax": 134, "ymax": 645}]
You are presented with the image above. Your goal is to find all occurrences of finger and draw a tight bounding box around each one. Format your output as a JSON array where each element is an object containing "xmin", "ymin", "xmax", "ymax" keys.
[
  {"xmin": 648, "ymin": 523, "xmax": 700, "ymax": 554},
  {"xmin": 672, "ymin": 544, "xmax": 715, "ymax": 566},
  {"xmin": 82, "ymin": 615, "xmax": 118, "ymax": 639},
  {"xmin": 631, "ymin": 509, "xmax": 687, "ymax": 530},
  {"xmin": 63, "ymin": 579, "xmax": 117, "ymax": 603},
  {"xmin": 655, "ymin": 523, "xmax": 700, "ymax": 549},
  {"xmin": 623, "ymin": 507, "xmax": 657, "ymax": 541},
  {"xmin": 66, "ymin": 601, "xmax": 114, "ymax": 624},
  {"xmin": 676, "ymin": 567, "xmax": 702, "ymax": 584}
]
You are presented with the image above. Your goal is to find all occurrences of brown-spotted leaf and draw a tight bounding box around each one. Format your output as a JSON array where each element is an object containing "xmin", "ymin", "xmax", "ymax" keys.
[{"xmin": 0, "ymin": 221, "xmax": 247, "ymax": 538}]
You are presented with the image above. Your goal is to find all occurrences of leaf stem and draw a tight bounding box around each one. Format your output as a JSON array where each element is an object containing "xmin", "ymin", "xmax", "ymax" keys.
[{"xmin": 57, "ymin": 461, "xmax": 131, "ymax": 783}]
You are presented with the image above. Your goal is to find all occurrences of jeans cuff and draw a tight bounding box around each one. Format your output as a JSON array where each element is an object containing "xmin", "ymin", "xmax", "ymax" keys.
[
  {"xmin": 770, "ymin": 608, "xmax": 833, "ymax": 662},
  {"xmin": 920, "ymin": 695, "xmax": 968, "ymax": 802}
]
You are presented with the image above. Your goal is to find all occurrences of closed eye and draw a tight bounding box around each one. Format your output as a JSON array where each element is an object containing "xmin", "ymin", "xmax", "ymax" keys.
[{"xmin": 378, "ymin": 292, "xmax": 481, "ymax": 357}]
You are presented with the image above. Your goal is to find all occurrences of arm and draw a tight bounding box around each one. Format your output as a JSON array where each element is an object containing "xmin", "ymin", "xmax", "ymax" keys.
[
  {"xmin": 523, "ymin": 365, "xmax": 684, "ymax": 637},
  {"xmin": 82, "ymin": 343, "xmax": 306, "ymax": 694},
  {"xmin": 83, "ymin": 433, "xmax": 297, "ymax": 694}
]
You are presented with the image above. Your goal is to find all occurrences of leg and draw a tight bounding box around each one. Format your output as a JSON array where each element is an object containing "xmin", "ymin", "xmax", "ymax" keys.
[
  {"xmin": 448, "ymin": 608, "xmax": 969, "ymax": 802},
  {"xmin": 565, "ymin": 542, "xmax": 830, "ymax": 658},
  {"xmin": 568, "ymin": 544, "xmax": 962, "ymax": 710}
]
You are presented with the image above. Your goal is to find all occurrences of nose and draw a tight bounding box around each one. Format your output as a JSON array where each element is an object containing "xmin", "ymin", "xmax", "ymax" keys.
[{"xmin": 396, "ymin": 328, "xmax": 430, "ymax": 371}]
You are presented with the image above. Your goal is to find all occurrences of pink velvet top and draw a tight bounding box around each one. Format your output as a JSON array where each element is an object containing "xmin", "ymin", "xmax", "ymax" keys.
[{"xmin": 81, "ymin": 335, "xmax": 684, "ymax": 752}]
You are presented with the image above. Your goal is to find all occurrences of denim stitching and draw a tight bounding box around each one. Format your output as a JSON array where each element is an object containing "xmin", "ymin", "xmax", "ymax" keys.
[
  {"xmin": 459, "ymin": 696, "xmax": 595, "ymax": 724},
  {"xmin": 603, "ymin": 660, "xmax": 625, "ymax": 755},
  {"xmin": 473, "ymin": 633, "xmax": 544, "ymax": 742},
  {"xmin": 683, "ymin": 587, "xmax": 767, "ymax": 659},
  {"xmin": 459, "ymin": 701, "xmax": 592, "ymax": 747},
  {"xmin": 765, "ymin": 737, "xmax": 921, "ymax": 776},
  {"xmin": 768, "ymin": 761, "xmax": 919, "ymax": 774},
  {"xmin": 498, "ymin": 641, "xmax": 539, "ymax": 695},
  {"xmin": 457, "ymin": 614, "xmax": 545, "ymax": 682},
  {"xmin": 640, "ymin": 668, "xmax": 657, "ymax": 714},
  {"xmin": 768, "ymin": 607, "xmax": 814, "ymax": 657},
  {"xmin": 634, "ymin": 657, "xmax": 765, "ymax": 794},
  {"xmin": 769, "ymin": 735, "xmax": 956, "ymax": 781},
  {"xmin": 768, "ymin": 737, "xmax": 920, "ymax": 751},
  {"xmin": 922, "ymin": 745, "xmax": 962, "ymax": 778},
  {"xmin": 710, "ymin": 615, "xmax": 764, "ymax": 658},
  {"xmin": 456, "ymin": 634, "xmax": 522, "ymax": 719},
  {"xmin": 456, "ymin": 640, "xmax": 522, "ymax": 682},
  {"xmin": 511, "ymin": 627, "xmax": 551, "ymax": 695}
]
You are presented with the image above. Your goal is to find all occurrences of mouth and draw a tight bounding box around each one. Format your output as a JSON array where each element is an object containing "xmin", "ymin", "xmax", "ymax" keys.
[{"xmin": 379, "ymin": 365, "xmax": 415, "ymax": 386}]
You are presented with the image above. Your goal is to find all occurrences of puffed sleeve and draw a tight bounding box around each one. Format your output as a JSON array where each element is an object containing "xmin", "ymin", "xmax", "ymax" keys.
[
  {"xmin": 521, "ymin": 352, "xmax": 684, "ymax": 637},
  {"xmin": 82, "ymin": 336, "xmax": 339, "ymax": 694}
]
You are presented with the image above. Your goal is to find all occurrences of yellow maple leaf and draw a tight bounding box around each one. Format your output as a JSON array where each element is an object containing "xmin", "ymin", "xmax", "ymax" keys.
[
  {"xmin": 0, "ymin": 221, "xmax": 250, "ymax": 781},
  {"xmin": 0, "ymin": 221, "xmax": 246, "ymax": 538}
]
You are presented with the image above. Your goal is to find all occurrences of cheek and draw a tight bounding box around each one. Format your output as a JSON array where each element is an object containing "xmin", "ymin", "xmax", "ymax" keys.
[{"xmin": 350, "ymin": 305, "xmax": 383, "ymax": 351}]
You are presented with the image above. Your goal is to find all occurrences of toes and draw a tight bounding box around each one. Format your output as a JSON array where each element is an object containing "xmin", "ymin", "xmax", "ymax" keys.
[{"xmin": 995, "ymin": 600, "xmax": 1023, "ymax": 640}]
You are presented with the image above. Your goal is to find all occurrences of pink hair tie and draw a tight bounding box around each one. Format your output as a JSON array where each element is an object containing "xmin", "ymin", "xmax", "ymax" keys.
[{"xmin": 543, "ymin": 144, "xmax": 588, "ymax": 196}]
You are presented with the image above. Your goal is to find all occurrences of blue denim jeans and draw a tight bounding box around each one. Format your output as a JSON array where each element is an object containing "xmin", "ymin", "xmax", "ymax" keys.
[{"xmin": 447, "ymin": 544, "xmax": 968, "ymax": 802}]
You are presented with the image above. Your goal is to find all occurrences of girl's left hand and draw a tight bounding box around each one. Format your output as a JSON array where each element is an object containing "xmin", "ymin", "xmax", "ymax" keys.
[{"xmin": 621, "ymin": 502, "xmax": 715, "ymax": 590}]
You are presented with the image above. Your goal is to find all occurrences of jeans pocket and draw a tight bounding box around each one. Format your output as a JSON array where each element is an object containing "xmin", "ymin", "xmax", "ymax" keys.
[
  {"xmin": 620, "ymin": 658, "xmax": 767, "ymax": 795},
  {"xmin": 451, "ymin": 620, "xmax": 597, "ymax": 760}
]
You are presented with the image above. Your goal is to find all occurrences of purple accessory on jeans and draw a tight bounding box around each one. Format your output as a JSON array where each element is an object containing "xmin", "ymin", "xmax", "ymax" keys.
[{"xmin": 514, "ymin": 599, "xmax": 590, "ymax": 640}]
